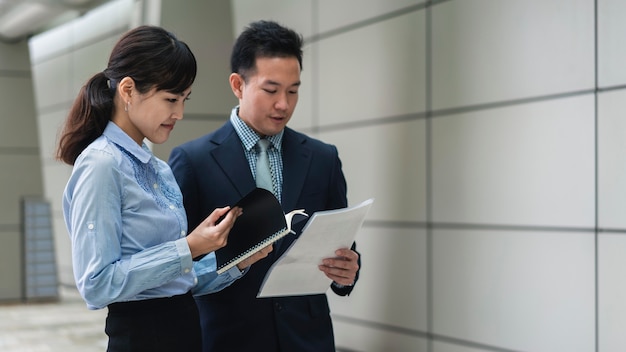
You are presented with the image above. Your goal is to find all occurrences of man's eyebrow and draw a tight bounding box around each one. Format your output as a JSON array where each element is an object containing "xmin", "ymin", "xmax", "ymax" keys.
[{"xmin": 264, "ymin": 79, "xmax": 301, "ymax": 87}]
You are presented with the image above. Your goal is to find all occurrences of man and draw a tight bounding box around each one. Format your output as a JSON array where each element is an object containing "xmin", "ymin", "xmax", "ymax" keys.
[{"xmin": 169, "ymin": 20, "xmax": 360, "ymax": 352}]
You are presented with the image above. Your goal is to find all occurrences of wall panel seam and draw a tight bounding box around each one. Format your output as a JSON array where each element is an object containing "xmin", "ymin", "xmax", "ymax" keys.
[{"xmin": 0, "ymin": 147, "xmax": 39, "ymax": 155}]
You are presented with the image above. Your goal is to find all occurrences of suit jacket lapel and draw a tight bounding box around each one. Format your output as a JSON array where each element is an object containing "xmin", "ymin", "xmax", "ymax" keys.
[
  {"xmin": 210, "ymin": 125, "xmax": 312, "ymax": 254},
  {"xmin": 280, "ymin": 128, "xmax": 312, "ymax": 220},
  {"xmin": 273, "ymin": 128, "xmax": 312, "ymax": 255},
  {"xmin": 210, "ymin": 123, "xmax": 256, "ymax": 199}
]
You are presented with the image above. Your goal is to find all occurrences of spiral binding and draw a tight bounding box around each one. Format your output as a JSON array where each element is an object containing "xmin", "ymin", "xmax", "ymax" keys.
[{"xmin": 216, "ymin": 228, "xmax": 292, "ymax": 274}]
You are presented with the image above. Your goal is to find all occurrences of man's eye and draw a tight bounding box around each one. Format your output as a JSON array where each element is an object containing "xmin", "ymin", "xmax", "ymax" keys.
[
  {"xmin": 263, "ymin": 89, "xmax": 277, "ymax": 94},
  {"xmin": 167, "ymin": 98, "xmax": 178, "ymax": 103}
]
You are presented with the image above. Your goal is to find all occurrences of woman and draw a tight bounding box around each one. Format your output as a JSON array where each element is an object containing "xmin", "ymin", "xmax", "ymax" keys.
[{"xmin": 57, "ymin": 25, "xmax": 269, "ymax": 351}]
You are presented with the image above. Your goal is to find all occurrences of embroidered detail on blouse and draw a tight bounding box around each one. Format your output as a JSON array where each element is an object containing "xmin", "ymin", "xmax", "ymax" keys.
[{"xmin": 118, "ymin": 147, "xmax": 183, "ymax": 210}]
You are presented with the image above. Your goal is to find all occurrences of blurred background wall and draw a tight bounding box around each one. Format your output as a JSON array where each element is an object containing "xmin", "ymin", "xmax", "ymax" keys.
[{"xmin": 0, "ymin": 0, "xmax": 624, "ymax": 351}]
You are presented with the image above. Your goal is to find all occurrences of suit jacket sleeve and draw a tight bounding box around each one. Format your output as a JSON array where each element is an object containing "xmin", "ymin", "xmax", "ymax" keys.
[
  {"xmin": 325, "ymin": 145, "xmax": 360, "ymax": 297},
  {"xmin": 169, "ymin": 145, "xmax": 205, "ymax": 236}
]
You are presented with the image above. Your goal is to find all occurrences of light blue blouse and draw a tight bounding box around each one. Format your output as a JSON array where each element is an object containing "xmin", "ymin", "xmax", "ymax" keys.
[{"xmin": 62, "ymin": 121, "xmax": 241, "ymax": 310}]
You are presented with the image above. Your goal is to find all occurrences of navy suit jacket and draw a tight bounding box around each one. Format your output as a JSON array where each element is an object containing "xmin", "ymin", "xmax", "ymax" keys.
[{"xmin": 169, "ymin": 121, "xmax": 358, "ymax": 352}]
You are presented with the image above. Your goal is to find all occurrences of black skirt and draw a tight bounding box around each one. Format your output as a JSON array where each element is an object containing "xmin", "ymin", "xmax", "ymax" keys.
[{"xmin": 105, "ymin": 291, "xmax": 201, "ymax": 352}]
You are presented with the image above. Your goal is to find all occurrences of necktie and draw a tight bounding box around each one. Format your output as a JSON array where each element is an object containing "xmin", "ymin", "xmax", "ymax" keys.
[{"xmin": 255, "ymin": 139, "xmax": 274, "ymax": 194}]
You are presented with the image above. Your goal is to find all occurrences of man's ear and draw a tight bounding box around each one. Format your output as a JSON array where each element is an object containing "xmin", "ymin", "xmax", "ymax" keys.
[
  {"xmin": 117, "ymin": 76, "xmax": 134, "ymax": 102},
  {"xmin": 229, "ymin": 73, "xmax": 244, "ymax": 99}
]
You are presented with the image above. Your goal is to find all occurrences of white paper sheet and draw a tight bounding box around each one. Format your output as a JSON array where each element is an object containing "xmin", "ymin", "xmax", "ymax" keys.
[{"xmin": 257, "ymin": 198, "xmax": 374, "ymax": 297}]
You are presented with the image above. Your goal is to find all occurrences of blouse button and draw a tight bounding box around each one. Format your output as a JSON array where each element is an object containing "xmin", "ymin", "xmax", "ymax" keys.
[
  {"xmin": 87, "ymin": 223, "xmax": 94, "ymax": 230},
  {"xmin": 184, "ymin": 268, "xmax": 191, "ymax": 274},
  {"xmin": 153, "ymin": 183, "xmax": 158, "ymax": 189},
  {"xmin": 169, "ymin": 205, "xmax": 175, "ymax": 210},
  {"xmin": 180, "ymin": 230, "xmax": 186, "ymax": 237}
]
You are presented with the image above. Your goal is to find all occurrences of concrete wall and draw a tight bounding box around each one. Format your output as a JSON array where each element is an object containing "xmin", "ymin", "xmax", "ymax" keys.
[
  {"xmin": 21, "ymin": 0, "xmax": 626, "ymax": 351},
  {"xmin": 0, "ymin": 38, "xmax": 40, "ymax": 301},
  {"xmin": 228, "ymin": 0, "xmax": 624, "ymax": 351}
]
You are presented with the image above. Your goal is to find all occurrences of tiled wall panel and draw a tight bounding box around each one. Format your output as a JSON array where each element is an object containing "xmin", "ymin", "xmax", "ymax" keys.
[
  {"xmin": 70, "ymin": 38, "xmax": 118, "ymax": 95},
  {"xmin": 598, "ymin": 89, "xmax": 626, "ymax": 229},
  {"xmin": 36, "ymin": 110, "xmax": 66, "ymax": 163},
  {"xmin": 160, "ymin": 0, "xmax": 235, "ymax": 115},
  {"xmin": 432, "ymin": 229, "xmax": 595, "ymax": 352},
  {"xmin": 0, "ymin": 155, "xmax": 43, "ymax": 225},
  {"xmin": 599, "ymin": 234, "xmax": 626, "ymax": 351},
  {"xmin": 41, "ymin": 163, "xmax": 71, "ymax": 222},
  {"xmin": 318, "ymin": 11, "xmax": 426, "ymax": 126},
  {"xmin": 598, "ymin": 0, "xmax": 626, "ymax": 88},
  {"xmin": 31, "ymin": 54, "xmax": 72, "ymax": 109},
  {"xmin": 328, "ymin": 228, "xmax": 428, "ymax": 331},
  {"xmin": 230, "ymin": 0, "xmax": 313, "ymax": 38},
  {"xmin": 432, "ymin": 341, "xmax": 498, "ymax": 352},
  {"xmin": 28, "ymin": 25, "xmax": 74, "ymax": 63},
  {"xmin": 431, "ymin": 0, "xmax": 594, "ymax": 110},
  {"xmin": 286, "ymin": 43, "xmax": 315, "ymax": 131},
  {"xmin": 0, "ymin": 77, "xmax": 38, "ymax": 148},
  {"xmin": 320, "ymin": 120, "xmax": 427, "ymax": 223},
  {"xmin": 0, "ymin": 232, "xmax": 22, "ymax": 301},
  {"xmin": 70, "ymin": 0, "xmax": 132, "ymax": 45},
  {"xmin": 333, "ymin": 320, "xmax": 428, "ymax": 352},
  {"xmin": 0, "ymin": 16, "xmax": 42, "ymax": 303},
  {"xmin": 432, "ymin": 95, "xmax": 595, "ymax": 228},
  {"xmin": 0, "ymin": 40, "xmax": 31, "ymax": 70},
  {"xmin": 51, "ymin": 210, "xmax": 73, "ymax": 285},
  {"xmin": 318, "ymin": 0, "xmax": 425, "ymax": 33}
]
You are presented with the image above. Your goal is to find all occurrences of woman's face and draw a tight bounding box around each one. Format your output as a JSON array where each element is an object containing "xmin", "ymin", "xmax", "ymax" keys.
[{"xmin": 122, "ymin": 86, "xmax": 192, "ymax": 145}]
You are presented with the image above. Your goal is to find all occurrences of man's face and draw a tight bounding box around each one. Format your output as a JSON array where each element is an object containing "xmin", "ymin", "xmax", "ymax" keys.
[{"xmin": 236, "ymin": 56, "xmax": 301, "ymax": 137}]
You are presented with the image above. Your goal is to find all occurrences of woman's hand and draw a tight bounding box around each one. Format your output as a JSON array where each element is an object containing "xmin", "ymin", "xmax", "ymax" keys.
[{"xmin": 186, "ymin": 206, "xmax": 242, "ymax": 258}]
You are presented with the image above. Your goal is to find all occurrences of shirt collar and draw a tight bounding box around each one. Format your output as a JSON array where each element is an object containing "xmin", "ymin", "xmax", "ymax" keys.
[
  {"xmin": 229, "ymin": 106, "xmax": 283, "ymax": 152},
  {"xmin": 102, "ymin": 121, "xmax": 153, "ymax": 163}
]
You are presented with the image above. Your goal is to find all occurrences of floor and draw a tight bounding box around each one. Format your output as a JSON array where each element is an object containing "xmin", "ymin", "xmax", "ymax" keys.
[
  {"xmin": 0, "ymin": 287, "xmax": 357, "ymax": 352},
  {"xmin": 0, "ymin": 287, "xmax": 108, "ymax": 352}
]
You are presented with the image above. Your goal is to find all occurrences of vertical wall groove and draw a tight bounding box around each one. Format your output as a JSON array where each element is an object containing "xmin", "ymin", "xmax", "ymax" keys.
[
  {"xmin": 425, "ymin": 2, "xmax": 433, "ymax": 352},
  {"xmin": 593, "ymin": 0, "xmax": 599, "ymax": 350}
]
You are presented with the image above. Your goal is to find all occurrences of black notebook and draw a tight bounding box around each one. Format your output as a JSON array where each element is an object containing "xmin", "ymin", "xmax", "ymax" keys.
[{"xmin": 215, "ymin": 188, "xmax": 307, "ymax": 274}]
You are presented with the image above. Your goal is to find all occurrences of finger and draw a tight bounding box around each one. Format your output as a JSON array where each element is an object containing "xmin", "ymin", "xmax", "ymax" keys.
[
  {"xmin": 254, "ymin": 246, "xmax": 272, "ymax": 259},
  {"xmin": 216, "ymin": 207, "xmax": 243, "ymax": 229},
  {"xmin": 323, "ymin": 259, "xmax": 359, "ymax": 277},
  {"xmin": 319, "ymin": 265, "xmax": 354, "ymax": 284},
  {"xmin": 322, "ymin": 258, "xmax": 350, "ymax": 270},
  {"xmin": 335, "ymin": 248, "xmax": 358, "ymax": 261},
  {"xmin": 206, "ymin": 206, "xmax": 231, "ymax": 225}
]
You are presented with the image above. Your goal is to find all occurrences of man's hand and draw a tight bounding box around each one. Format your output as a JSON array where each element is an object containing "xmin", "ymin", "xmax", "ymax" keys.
[
  {"xmin": 318, "ymin": 248, "xmax": 359, "ymax": 286},
  {"xmin": 236, "ymin": 244, "xmax": 273, "ymax": 271}
]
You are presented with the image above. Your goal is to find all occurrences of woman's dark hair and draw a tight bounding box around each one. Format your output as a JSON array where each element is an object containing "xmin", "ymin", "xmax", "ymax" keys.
[
  {"xmin": 230, "ymin": 20, "xmax": 303, "ymax": 81},
  {"xmin": 56, "ymin": 25, "xmax": 197, "ymax": 165}
]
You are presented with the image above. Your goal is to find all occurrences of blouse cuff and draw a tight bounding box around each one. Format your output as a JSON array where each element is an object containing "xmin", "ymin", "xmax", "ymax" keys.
[{"xmin": 174, "ymin": 237, "xmax": 193, "ymax": 275}]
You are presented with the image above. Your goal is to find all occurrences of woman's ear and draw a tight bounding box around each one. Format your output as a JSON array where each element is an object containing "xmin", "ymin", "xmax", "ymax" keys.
[
  {"xmin": 117, "ymin": 76, "xmax": 134, "ymax": 103},
  {"xmin": 229, "ymin": 73, "xmax": 244, "ymax": 99}
]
